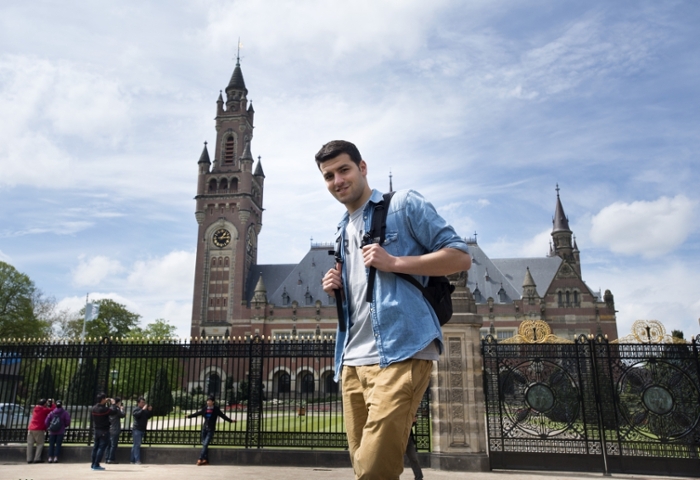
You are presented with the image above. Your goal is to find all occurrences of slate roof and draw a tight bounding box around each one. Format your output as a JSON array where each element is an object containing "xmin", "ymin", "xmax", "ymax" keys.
[
  {"xmin": 228, "ymin": 61, "xmax": 247, "ymax": 91},
  {"xmin": 466, "ymin": 242, "xmax": 561, "ymax": 303},
  {"xmin": 247, "ymin": 241, "xmax": 570, "ymax": 307},
  {"xmin": 246, "ymin": 245, "xmax": 336, "ymax": 306}
]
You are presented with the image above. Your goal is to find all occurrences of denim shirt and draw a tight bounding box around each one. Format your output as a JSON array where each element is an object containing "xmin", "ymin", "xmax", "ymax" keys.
[{"xmin": 333, "ymin": 189, "xmax": 469, "ymax": 380}]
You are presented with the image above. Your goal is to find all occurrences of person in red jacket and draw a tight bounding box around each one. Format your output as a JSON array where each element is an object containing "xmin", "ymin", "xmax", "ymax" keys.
[{"xmin": 27, "ymin": 398, "xmax": 56, "ymax": 463}]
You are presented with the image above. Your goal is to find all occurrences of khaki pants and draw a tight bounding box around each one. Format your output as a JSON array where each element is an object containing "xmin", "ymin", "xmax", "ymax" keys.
[
  {"xmin": 342, "ymin": 359, "xmax": 432, "ymax": 480},
  {"xmin": 27, "ymin": 430, "xmax": 45, "ymax": 462}
]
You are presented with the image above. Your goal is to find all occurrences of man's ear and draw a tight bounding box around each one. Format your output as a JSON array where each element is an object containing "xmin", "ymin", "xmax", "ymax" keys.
[{"xmin": 359, "ymin": 160, "xmax": 367, "ymax": 176}]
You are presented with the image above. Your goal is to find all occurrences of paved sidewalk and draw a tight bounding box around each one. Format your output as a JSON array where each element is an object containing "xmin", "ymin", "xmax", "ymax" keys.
[{"xmin": 0, "ymin": 462, "xmax": 694, "ymax": 480}]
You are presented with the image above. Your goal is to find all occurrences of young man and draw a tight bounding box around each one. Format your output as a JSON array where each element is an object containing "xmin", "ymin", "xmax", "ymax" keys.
[
  {"xmin": 185, "ymin": 395, "xmax": 234, "ymax": 466},
  {"xmin": 317, "ymin": 140, "xmax": 471, "ymax": 480},
  {"xmin": 106, "ymin": 397, "xmax": 125, "ymax": 464},
  {"xmin": 131, "ymin": 397, "xmax": 153, "ymax": 465},
  {"xmin": 91, "ymin": 393, "xmax": 111, "ymax": 470},
  {"xmin": 27, "ymin": 398, "xmax": 55, "ymax": 464}
]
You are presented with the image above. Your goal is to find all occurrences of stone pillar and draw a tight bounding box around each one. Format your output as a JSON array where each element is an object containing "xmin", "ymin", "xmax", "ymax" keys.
[{"xmin": 430, "ymin": 311, "xmax": 489, "ymax": 471}]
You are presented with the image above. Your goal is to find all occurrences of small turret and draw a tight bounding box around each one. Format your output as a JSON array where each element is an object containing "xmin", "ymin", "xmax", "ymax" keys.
[
  {"xmin": 225, "ymin": 58, "xmax": 248, "ymax": 112},
  {"xmin": 252, "ymin": 274, "xmax": 267, "ymax": 307},
  {"xmin": 196, "ymin": 142, "xmax": 211, "ymax": 197},
  {"xmin": 522, "ymin": 267, "xmax": 539, "ymax": 301},
  {"xmin": 254, "ymin": 156, "xmax": 265, "ymax": 177},
  {"xmin": 247, "ymin": 101, "xmax": 255, "ymax": 124},
  {"xmin": 217, "ymin": 91, "xmax": 224, "ymax": 115}
]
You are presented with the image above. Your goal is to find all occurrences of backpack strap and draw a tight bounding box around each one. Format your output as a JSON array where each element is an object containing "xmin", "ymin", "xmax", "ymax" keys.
[
  {"xmin": 328, "ymin": 233, "xmax": 346, "ymax": 332},
  {"xmin": 365, "ymin": 192, "xmax": 395, "ymax": 302}
]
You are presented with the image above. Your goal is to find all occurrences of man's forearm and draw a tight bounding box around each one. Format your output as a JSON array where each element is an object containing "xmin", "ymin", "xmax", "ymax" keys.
[{"xmin": 365, "ymin": 246, "xmax": 471, "ymax": 276}]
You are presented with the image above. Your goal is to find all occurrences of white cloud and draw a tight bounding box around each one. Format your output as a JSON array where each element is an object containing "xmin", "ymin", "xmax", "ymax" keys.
[
  {"xmin": 202, "ymin": 0, "xmax": 452, "ymax": 69},
  {"xmin": 126, "ymin": 250, "xmax": 195, "ymax": 296},
  {"xmin": 518, "ymin": 229, "xmax": 552, "ymax": 258},
  {"xmin": 0, "ymin": 55, "xmax": 132, "ymax": 188},
  {"xmin": 585, "ymin": 259, "xmax": 700, "ymax": 340},
  {"xmin": 590, "ymin": 195, "xmax": 697, "ymax": 257},
  {"xmin": 72, "ymin": 255, "xmax": 125, "ymax": 287}
]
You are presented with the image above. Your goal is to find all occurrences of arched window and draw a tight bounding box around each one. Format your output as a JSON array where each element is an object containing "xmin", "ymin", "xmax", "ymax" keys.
[
  {"xmin": 224, "ymin": 136, "xmax": 235, "ymax": 163},
  {"xmin": 211, "ymin": 258, "xmax": 217, "ymax": 267},
  {"xmin": 218, "ymin": 257, "xmax": 223, "ymax": 266},
  {"xmin": 300, "ymin": 373, "xmax": 315, "ymax": 394},
  {"xmin": 573, "ymin": 290, "xmax": 579, "ymax": 306},
  {"xmin": 277, "ymin": 372, "xmax": 290, "ymax": 394},
  {"xmin": 224, "ymin": 257, "xmax": 229, "ymax": 268},
  {"xmin": 207, "ymin": 373, "xmax": 221, "ymax": 396},
  {"xmin": 565, "ymin": 291, "xmax": 571, "ymax": 306},
  {"xmin": 208, "ymin": 179, "xmax": 217, "ymax": 192},
  {"xmin": 231, "ymin": 178, "xmax": 238, "ymax": 192},
  {"xmin": 220, "ymin": 178, "xmax": 228, "ymax": 191},
  {"xmin": 558, "ymin": 291, "xmax": 564, "ymax": 307}
]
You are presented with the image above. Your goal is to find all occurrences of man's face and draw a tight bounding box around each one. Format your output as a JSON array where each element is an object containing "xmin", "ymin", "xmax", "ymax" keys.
[
  {"xmin": 319, "ymin": 153, "xmax": 370, "ymax": 213},
  {"xmin": 138, "ymin": 400, "xmax": 146, "ymax": 408},
  {"xmin": 207, "ymin": 399, "xmax": 214, "ymax": 407}
]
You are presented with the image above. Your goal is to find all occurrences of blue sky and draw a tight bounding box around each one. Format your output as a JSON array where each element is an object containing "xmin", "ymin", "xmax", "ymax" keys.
[{"xmin": 1, "ymin": 1, "xmax": 698, "ymax": 339}]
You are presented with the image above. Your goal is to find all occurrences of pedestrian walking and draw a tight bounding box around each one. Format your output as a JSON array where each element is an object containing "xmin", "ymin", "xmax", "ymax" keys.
[
  {"xmin": 317, "ymin": 140, "xmax": 471, "ymax": 479},
  {"xmin": 45, "ymin": 400, "xmax": 70, "ymax": 463},
  {"xmin": 404, "ymin": 416, "xmax": 423, "ymax": 480}
]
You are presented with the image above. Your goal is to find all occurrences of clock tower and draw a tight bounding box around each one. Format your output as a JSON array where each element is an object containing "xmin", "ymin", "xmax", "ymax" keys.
[{"xmin": 190, "ymin": 58, "xmax": 265, "ymax": 337}]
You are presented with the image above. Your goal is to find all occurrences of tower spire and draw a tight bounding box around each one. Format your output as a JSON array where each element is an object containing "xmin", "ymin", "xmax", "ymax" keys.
[{"xmin": 389, "ymin": 170, "xmax": 393, "ymax": 193}]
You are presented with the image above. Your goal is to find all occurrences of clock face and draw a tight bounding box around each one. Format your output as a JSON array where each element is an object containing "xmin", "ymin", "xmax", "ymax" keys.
[{"xmin": 212, "ymin": 228, "xmax": 231, "ymax": 248}]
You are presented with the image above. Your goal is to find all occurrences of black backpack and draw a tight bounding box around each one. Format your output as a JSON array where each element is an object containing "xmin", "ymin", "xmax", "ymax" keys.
[
  {"xmin": 365, "ymin": 192, "xmax": 455, "ymax": 326},
  {"xmin": 48, "ymin": 412, "xmax": 62, "ymax": 433}
]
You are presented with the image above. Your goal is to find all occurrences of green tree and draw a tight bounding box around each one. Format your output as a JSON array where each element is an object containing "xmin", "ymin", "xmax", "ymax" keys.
[
  {"xmin": 62, "ymin": 299, "xmax": 141, "ymax": 339},
  {"xmin": 129, "ymin": 318, "xmax": 177, "ymax": 339},
  {"xmin": 147, "ymin": 367, "xmax": 174, "ymax": 416},
  {"xmin": 671, "ymin": 329, "xmax": 684, "ymax": 340},
  {"xmin": 66, "ymin": 359, "xmax": 97, "ymax": 406},
  {"xmin": 0, "ymin": 261, "xmax": 52, "ymax": 338},
  {"xmin": 33, "ymin": 364, "xmax": 58, "ymax": 405}
]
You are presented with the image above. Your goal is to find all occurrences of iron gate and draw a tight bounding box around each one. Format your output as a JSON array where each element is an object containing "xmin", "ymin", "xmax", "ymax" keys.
[{"xmin": 482, "ymin": 320, "xmax": 700, "ymax": 477}]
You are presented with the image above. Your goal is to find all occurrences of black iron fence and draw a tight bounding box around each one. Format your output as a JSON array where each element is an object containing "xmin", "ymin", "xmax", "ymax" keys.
[
  {"xmin": 0, "ymin": 336, "xmax": 431, "ymax": 451},
  {"xmin": 482, "ymin": 333, "xmax": 700, "ymax": 477}
]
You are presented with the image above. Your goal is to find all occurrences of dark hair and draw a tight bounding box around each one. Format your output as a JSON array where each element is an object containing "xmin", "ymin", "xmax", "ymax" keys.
[
  {"xmin": 38, "ymin": 398, "xmax": 47, "ymax": 406},
  {"xmin": 207, "ymin": 395, "xmax": 216, "ymax": 402},
  {"xmin": 55, "ymin": 400, "xmax": 63, "ymax": 407},
  {"xmin": 137, "ymin": 396, "xmax": 146, "ymax": 403},
  {"xmin": 315, "ymin": 140, "xmax": 362, "ymax": 167},
  {"xmin": 96, "ymin": 393, "xmax": 106, "ymax": 402},
  {"xmin": 114, "ymin": 397, "xmax": 121, "ymax": 404}
]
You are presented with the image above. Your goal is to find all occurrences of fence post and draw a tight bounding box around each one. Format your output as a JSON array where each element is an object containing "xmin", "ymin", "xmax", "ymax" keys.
[
  {"xmin": 588, "ymin": 335, "xmax": 610, "ymax": 476},
  {"xmin": 431, "ymin": 313, "xmax": 489, "ymax": 471},
  {"xmin": 245, "ymin": 335, "xmax": 264, "ymax": 448}
]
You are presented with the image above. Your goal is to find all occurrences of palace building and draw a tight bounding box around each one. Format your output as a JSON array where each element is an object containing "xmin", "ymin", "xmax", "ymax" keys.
[{"xmin": 189, "ymin": 60, "xmax": 618, "ymax": 388}]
